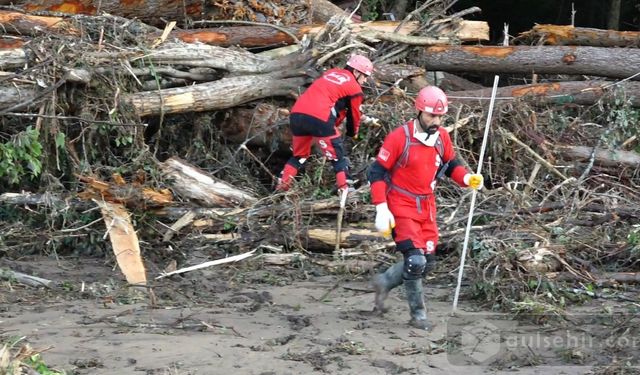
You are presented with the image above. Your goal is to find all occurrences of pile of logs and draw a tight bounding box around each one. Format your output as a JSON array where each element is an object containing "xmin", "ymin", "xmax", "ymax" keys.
[{"xmin": 2, "ymin": 0, "xmax": 640, "ymax": 288}]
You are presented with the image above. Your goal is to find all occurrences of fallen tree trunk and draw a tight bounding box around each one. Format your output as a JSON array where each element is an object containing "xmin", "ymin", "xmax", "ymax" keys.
[
  {"xmin": 421, "ymin": 45, "xmax": 640, "ymax": 80},
  {"xmin": 224, "ymin": 103, "xmax": 291, "ymax": 149},
  {"xmin": 0, "ymin": 9, "xmax": 489, "ymax": 47},
  {"xmin": 159, "ymin": 157, "xmax": 258, "ymax": 207},
  {"xmin": 0, "ymin": 10, "xmax": 77, "ymax": 35},
  {"xmin": 126, "ymin": 73, "xmax": 307, "ymax": 117},
  {"xmin": 0, "ymin": 42, "xmax": 313, "ymax": 76},
  {"xmin": 449, "ymin": 80, "xmax": 640, "ymax": 107},
  {"xmin": 519, "ymin": 24, "xmax": 640, "ymax": 48},
  {"xmin": 18, "ymin": 0, "xmax": 212, "ymax": 26},
  {"xmin": 89, "ymin": 43, "xmax": 312, "ymax": 75},
  {"xmin": 555, "ymin": 145, "xmax": 640, "ymax": 168},
  {"xmin": 0, "ymin": 84, "xmax": 40, "ymax": 111}
]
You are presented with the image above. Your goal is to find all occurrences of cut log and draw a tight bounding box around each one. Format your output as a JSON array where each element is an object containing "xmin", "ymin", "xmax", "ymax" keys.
[
  {"xmin": 0, "ymin": 48, "xmax": 27, "ymax": 70},
  {"xmin": 0, "ymin": 8, "xmax": 489, "ymax": 47},
  {"xmin": 0, "ymin": 268, "xmax": 54, "ymax": 287},
  {"xmin": 77, "ymin": 175, "xmax": 174, "ymax": 208},
  {"xmin": 554, "ymin": 145, "xmax": 640, "ymax": 168},
  {"xmin": 89, "ymin": 43, "xmax": 312, "ymax": 75},
  {"xmin": 420, "ymin": 45, "xmax": 640, "ymax": 80},
  {"xmin": 520, "ymin": 24, "xmax": 640, "ymax": 48},
  {"xmin": 373, "ymin": 63, "xmax": 425, "ymax": 84},
  {"xmin": 0, "ymin": 37, "xmax": 25, "ymax": 52},
  {"xmin": 17, "ymin": 0, "xmax": 210, "ymax": 26},
  {"xmin": 96, "ymin": 201, "xmax": 147, "ymax": 286},
  {"xmin": 125, "ymin": 73, "xmax": 307, "ymax": 117},
  {"xmin": 159, "ymin": 156, "xmax": 257, "ymax": 208},
  {"xmin": 0, "ymin": 10, "xmax": 77, "ymax": 35},
  {"xmin": 223, "ymin": 103, "xmax": 291, "ymax": 149},
  {"xmin": 439, "ymin": 72, "xmax": 484, "ymax": 92},
  {"xmin": 449, "ymin": 80, "xmax": 640, "ymax": 107},
  {"xmin": 304, "ymin": 227, "xmax": 387, "ymax": 249},
  {"xmin": 309, "ymin": 0, "xmax": 349, "ymax": 23},
  {"xmin": 0, "ymin": 84, "xmax": 40, "ymax": 111}
]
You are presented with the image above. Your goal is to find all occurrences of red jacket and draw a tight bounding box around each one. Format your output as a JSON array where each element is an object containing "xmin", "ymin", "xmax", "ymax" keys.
[
  {"xmin": 291, "ymin": 68, "xmax": 364, "ymax": 136},
  {"xmin": 370, "ymin": 120, "xmax": 468, "ymax": 219}
]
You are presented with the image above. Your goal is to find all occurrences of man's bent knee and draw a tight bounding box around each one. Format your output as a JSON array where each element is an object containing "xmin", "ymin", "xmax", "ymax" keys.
[{"xmin": 402, "ymin": 249, "xmax": 426, "ymax": 280}]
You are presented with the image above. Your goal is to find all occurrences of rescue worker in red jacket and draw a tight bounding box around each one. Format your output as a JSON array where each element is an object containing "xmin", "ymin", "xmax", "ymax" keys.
[
  {"xmin": 275, "ymin": 54, "xmax": 374, "ymax": 192},
  {"xmin": 367, "ymin": 86, "xmax": 483, "ymax": 329}
]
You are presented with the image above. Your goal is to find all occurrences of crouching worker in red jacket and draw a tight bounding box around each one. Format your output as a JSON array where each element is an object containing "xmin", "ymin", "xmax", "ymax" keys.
[
  {"xmin": 275, "ymin": 54, "xmax": 374, "ymax": 193},
  {"xmin": 367, "ymin": 86, "xmax": 483, "ymax": 330}
]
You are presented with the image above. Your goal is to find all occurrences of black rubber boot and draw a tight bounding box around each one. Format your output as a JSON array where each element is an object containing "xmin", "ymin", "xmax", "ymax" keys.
[
  {"xmin": 404, "ymin": 278, "xmax": 431, "ymax": 330},
  {"xmin": 372, "ymin": 261, "xmax": 404, "ymax": 314}
]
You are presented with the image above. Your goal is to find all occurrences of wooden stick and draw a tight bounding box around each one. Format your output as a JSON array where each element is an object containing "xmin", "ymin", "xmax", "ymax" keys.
[{"xmin": 156, "ymin": 249, "xmax": 257, "ymax": 279}]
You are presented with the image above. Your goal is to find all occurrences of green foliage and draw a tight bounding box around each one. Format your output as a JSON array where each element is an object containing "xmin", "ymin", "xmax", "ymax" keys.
[
  {"xmin": 602, "ymin": 91, "xmax": 640, "ymax": 148},
  {"xmin": 24, "ymin": 353, "xmax": 65, "ymax": 375},
  {"xmin": 0, "ymin": 127, "xmax": 43, "ymax": 185}
]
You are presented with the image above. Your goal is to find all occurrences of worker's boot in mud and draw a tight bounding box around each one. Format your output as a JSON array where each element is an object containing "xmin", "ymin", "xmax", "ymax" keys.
[
  {"xmin": 372, "ymin": 261, "xmax": 404, "ymax": 314},
  {"xmin": 404, "ymin": 278, "xmax": 431, "ymax": 330}
]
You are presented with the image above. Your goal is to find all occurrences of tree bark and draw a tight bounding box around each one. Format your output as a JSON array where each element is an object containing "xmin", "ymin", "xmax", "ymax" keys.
[
  {"xmin": 372, "ymin": 63, "xmax": 425, "ymax": 84},
  {"xmin": 223, "ymin": 103, "xmax": 291, "ymax": 149},
  {"xmin": 0, "ymin": 9, "xmax": 489, "ymax": 47},
  {"xmin": 420, "ymin": 45, "xmax": 640, "ymax": 80},
  {"xmin": 158, "ymin": 157, "xmax": 258, "ymax": 208},
  {"xmin": 0, "ymin": 10, "xmax": 77, "ymax": 35},
  {"xmin": 1, "ymin": 43, "xmax": 313, "ymax": 75},
  {"xmin": 18, "ymin": 0, "xmax": 211, "ymax": 26},
  {"xmin": 555, "ymin": 145, "xmax": 640, "ymax": 168},
  {"xmin": 0, "ymin": 84, "xmax": 40, "ymax": 111},
  {"xmin": 520, "ymin": 24, "xmax": 640, "ymax": 47},
  {"xmin": 0, "ymin": 47, "xmax": 28, "ymax": 70},
  {"xmin": 308, "ymin": 0, "xmax": 348, "ymax": 23},
  {"xmin": 607, "ymin": 0, "xmax": 621, "ymax": 30},
  {"xmin": 125, "ymin": 73, "xmax": 307, "ymax": 117},
  {"xmin": 88, "ymin": 43, "xmax": 312, "ymax": 75},
  {"xmin": 449, "ymin": 80, "xmax": 640, "ymax": 107}
]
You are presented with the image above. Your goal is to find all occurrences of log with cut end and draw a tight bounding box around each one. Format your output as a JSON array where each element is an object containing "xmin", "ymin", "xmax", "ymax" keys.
[
  {"xmin": 449, "ymin": 81, "xmax": 640, "ymax": 107},
  {"xmin": 421, "ymin": 45, "xmax": 640, "ymax": 80},
  {"xmin": 519, "ymin": 24, "xmax": 640, "ymax": 48},
  {"xmin": 125, "ymin": 73, "xmax": 307, "ymax": 117},
  {"xmin": 159, "ymin": 157, "xmax": 258, "ymax": 208},
  {"xmin": 0, "ymin": 10, "xmax": 77, "ymax": 35}
]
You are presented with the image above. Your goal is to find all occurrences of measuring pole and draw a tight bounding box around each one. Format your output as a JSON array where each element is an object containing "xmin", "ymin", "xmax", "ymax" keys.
[{"xmin": 452, "ymin": 25, "xmax": 509, "ymax": 313}]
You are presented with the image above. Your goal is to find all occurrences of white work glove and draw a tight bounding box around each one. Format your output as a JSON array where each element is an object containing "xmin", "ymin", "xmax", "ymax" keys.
[
  {"xmin": 374, "ymin": 202, "xmax": 395, "ymax": 237},
  {"xmin": 361, "ymin": 114, "xmax": 381, "ymax": 127},
  {"xmin": 464, "ymin": 173, "xmax": 484, "ymax": 190}
]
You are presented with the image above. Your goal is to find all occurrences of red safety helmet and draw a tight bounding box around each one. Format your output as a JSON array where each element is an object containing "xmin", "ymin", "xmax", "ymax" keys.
[
  {"xmin": 415, "ymin": 86, "xmax": 448, "ymax": 115},
  {"xmin": 346, "ymin": 54, "xmax": 373, "ymax": 76}
]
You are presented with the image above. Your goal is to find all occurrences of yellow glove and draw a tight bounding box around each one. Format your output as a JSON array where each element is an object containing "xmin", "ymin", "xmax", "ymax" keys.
[
  {"xmin": 375, "ymin": 203, "xmax": 396, "ymax": 237},
  {"xmin": 464, "ymin": 173, "xmax": 484, "ymax": 190}
]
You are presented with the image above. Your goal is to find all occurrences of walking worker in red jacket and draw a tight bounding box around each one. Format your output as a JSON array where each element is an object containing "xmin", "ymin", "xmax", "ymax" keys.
[
  {"xmin": 367, "ymin": 86, "xmax": 484, "ymax": 330},
  {"xmin": 275, "ymin": 54, "xmax": 374, "ymax": 193}
]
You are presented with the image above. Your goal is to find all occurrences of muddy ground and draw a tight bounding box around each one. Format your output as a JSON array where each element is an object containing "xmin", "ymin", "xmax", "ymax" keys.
[{"xmin": 1, "ymin": 253, "xmax": 639, "ymax": 375}]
